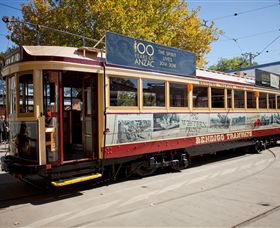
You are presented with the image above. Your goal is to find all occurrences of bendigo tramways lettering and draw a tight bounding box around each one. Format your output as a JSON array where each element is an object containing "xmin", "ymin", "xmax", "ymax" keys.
[{"xmin": 196, "ymin": 131, "xmax": 253, "ymax": 144}]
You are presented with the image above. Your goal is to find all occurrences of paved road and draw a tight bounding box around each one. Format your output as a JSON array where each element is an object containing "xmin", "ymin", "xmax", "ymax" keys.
[{"xmin": 0, "ymin": 144, "xmax": 280, "ymax": 227}]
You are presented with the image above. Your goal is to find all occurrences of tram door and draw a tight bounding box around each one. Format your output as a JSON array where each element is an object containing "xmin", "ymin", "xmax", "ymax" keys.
[
  {"xmin": 82, "ymin": 75, "xmax": 98, "ymax": 159},
  {"xmin": 43, "ymin": 71, "xmax": 60, "ymax": 163},
  {"xmin": 62, "ymin": 72, "xmax": 98, "ymax": 161}
]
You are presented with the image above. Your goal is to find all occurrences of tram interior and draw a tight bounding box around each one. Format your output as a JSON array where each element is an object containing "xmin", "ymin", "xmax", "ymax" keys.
[{"xmin": 62, "ymin": 72, "xmax": 85, "ymax": 160}]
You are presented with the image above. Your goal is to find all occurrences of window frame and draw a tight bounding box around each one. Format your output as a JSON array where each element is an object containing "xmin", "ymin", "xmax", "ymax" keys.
[
  {"xmin": 17, "ymin": 72, "xmax": 35, "ymax": 117},
  {"xmin": 268, "ymin": 93, "xmax": 276, "ymax": 110},
  {"xmin": 233, "ymin": 89, "xmax": 245, "ymax": 109},
  {"xmin": 211, "ymin": 87, "xmax": 225, "ymax": 109},
  {"xmin": 246, "ymin": 91, "xmax": 257, "ymax": 109},
  {"xmin": 142, "ymin": 79, "xmax": 166, "ymax": 108},
  {"xmin": 108, "ymin": 75, "xmax": 139, "ymax": 110},
  {"xmin": 259, "ymin": 92, "xmax": 268, "ymax": 109},
  {"xmin": 192, "ymin": 85, "xmax": 209, "ymax": 109},
  {"xmin": 169, "ymin": 82, "xmax": 188, "ymax": 108}
]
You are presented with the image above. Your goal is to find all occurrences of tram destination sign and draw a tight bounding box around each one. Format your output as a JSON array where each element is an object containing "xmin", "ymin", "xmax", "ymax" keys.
[{"xmin": 105, "ymin": 32, "xmax": 196, "ymax": 76}]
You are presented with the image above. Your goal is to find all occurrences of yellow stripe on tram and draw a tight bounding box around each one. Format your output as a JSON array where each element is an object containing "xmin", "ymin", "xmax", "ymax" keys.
[{"xmin": 51, "ymin": 173, "xmax": 102, "ymax": 187}]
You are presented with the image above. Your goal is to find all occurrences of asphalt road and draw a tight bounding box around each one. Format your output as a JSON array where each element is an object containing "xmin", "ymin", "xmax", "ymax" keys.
[{"xmin": 0, "ymin": 143, "xmax": 280, "ymax": 227}]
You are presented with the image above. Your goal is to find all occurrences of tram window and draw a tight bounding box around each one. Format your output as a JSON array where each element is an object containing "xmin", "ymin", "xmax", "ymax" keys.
[
  {"xmin": 0, "ymin": 80, "xmax": 6, "ymax": 106},
  {"xmin": 9, "ymin": 76, "xmax": 16, "ymax": 114},
  {"xmin": 269, "ymin": 94, "xmax": 276, "ymax": 109},
  {"xmin": 234, "ymin": 90, "xmax": 245, "ymax": 108},
  {"xmin": 212, "ymin": 88, "xmax": 224, "ymax": 108},
  {"xmin": 170, "ymin": 83, "xmax": 188, "ymax": 107},
  {"xmin": 277, "ymin": 96, "xmax": 280, "ymax": 109},
  {"xmin": 193, "ymin": 86, "xmax": 208, "ymax": 108},
  {"xmin": 143, "ymin": 79, "xmax": 165, "ymax": 107},
  {"xmin": 110, "ymin": 77, "xmax": 138, "ymax": 106},
  {"xmin": 64, "ymin": 87, "xmax": 82, "ymax": 111},
  {"xmin": 19, "ymin": 74, "xmax": 34, "ymax": 113},
  {"xmin": 247, "ymin": 91, "xmax": 256, "ymax": 109},
  {"xmin": 259, "ymin": 93, "xmax": 267, "ymax": 109},
  {"xmin": 227, "ymin": 89, "xmax": 232, "ymax": 108}
]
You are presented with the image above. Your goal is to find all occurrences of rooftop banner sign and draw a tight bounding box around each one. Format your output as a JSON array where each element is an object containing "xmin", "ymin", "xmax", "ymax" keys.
[
  {"xmin": 105, "ymin": 32, "xmax": 196, "ymax": 76},
  {"xmin": 255, "ymin": 69, "xmax": 280, "ymax": 89}
]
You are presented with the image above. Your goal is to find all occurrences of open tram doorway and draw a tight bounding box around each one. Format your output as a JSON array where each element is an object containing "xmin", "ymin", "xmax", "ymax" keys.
[
  {"xmin": 43, "ymin": 71, "xmax": 98, "ymax": 163},
  {"xmin": 62, "ymin": 71, "xmax": 98, "ymax": 161}
]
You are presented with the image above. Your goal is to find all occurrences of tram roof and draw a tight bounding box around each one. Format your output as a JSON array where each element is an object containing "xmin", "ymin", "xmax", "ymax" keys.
[
  {"xmin": 196, "ymin": 68, "xmax": 255, "ymax": 85},
  {"xmin": 23, "ymin": 45, "xmax": 104, "ymax": 60},
  {"xmin": 2, "ymin": 46, "xmax": 255, "ymax": 86}
]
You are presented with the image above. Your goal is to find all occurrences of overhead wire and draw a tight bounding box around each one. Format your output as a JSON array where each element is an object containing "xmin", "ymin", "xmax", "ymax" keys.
[
  {"xmin": 0, "ymin": 3, "xmax": 22, "ymax": 11},
  {"xmin": 257, "ymin": 34, "xmax": 280, "ymax": 56},
  {"xmin": 202, "ymin": 1, "xmax": 280, "ymax": 64},
  {"xmin": 219, "ymin": 28, "xmax": 280, "ymax": 42},
  {"xmin": 210, "ymin": 3, "xmax": 279, "ymax": 21}
]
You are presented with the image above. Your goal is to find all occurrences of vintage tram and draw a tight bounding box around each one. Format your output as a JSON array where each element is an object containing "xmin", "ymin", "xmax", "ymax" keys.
[{"xmin": 1, "ymin": 32, "xmax": 280, "ymax": 187}]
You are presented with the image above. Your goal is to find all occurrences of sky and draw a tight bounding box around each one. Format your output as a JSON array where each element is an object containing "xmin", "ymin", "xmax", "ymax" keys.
[{"xmin": 0, "ymin": 0, "xmax": 279, "ymax": 67}]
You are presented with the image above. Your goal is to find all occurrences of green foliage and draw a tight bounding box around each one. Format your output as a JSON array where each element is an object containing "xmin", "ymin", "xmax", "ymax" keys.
[
  {"xmin": 208, "ymin": 57, "xmax": 257, "ymax": 72},
  {"xmin": 5, "ymin": 0, "xmax": 221, "ymax": 66}
]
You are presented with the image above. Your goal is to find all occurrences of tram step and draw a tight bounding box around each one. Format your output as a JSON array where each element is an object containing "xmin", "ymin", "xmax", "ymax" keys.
[{"xmin": 51, "ymin": 173, "xmax": 102, "ymax": 187}]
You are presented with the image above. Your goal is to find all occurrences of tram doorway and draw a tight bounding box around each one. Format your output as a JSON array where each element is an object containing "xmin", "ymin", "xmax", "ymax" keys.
[
  {"xmin": 62, "ymin": 71, "xmax": 98, "ymax": 161},
  {"xmin": 43, "ymin": 71, "xmax": 98, "ymax": 163}
]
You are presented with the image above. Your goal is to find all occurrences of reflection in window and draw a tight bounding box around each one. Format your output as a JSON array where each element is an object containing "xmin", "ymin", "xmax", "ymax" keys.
[
  {"xmin": 227, "ymin": 89, "xmax": 232, "ymax": 108},
  {"xmin": 170, "ymin": 83, "xmax": 188, "ymax": 107},
  {"xmin": 259, "ymin": 93, "xmax": 267, "ymax": 109},
  {"xmin": 110, "ymin": 77, "xmax": 138, "ymax": 106},
  {"xmin": 269, "ymin": 94, "xmax": 276, "ymax": 109},
  {"xmin": 143, "ymin": 80, "xmax": 165, "ymax": 107},
  {"xmin": 234, "ymin": 90, "xmax": 245, "ymax": 108},
  {"xmin": 212, "ymin": 88, "xmax": 224, "ymax": 108},
  {"xmin": 247, "ymin": 91, "xmax": 256, "ymax": 109},
  {"xmin": 64, "ymin": 87, "xmax": 82, "ymax": 111},
  {"xmin": 9, "ymin": 76, "xmax": 16, "ymax": 114},
  {"xmin": 193, "ymin": 86, "xmax": 208, "ymax": 108},
  {"xmin": 0, "ymin": 80, "xmax": 6, "ymax": 105},
  {"xmin": 19, "ymin": 74, "xmax": 34, "ymax": 113}
]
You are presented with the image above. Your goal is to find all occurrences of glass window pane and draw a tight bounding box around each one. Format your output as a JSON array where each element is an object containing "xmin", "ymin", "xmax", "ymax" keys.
[
  {"xmin": 19, "ymin": 74, "xmax": 34, "ymax": 113},
  {"xmin": 143, "ymin": 80, "xmax": 165, "ymax": 107},
  {"xmin": 9, "ymin": 76, "xmax": 16, "ymax": 114},
  {"xmin": 277, "ymin": 96, "xmax": 280, "ymax": 109},
  {"xmin": 193, "ymin": 86, "xmax": 208, "ymax": 108},
  {"xmin": 247, "ymin": 91, "xmax": 256, "ymax": 109},
  {"xmin": 170, "ymin": 83, "xmax": 188, "ymax": 107},
  {"xmin": 269, "ymin": 94, "xmax": 276, "ymax": 109},
  {"xmin": 110, "ymin": 77, "xmax": 138, "ymax": 106},
  {"xmin": 259, "ymin": 93, "xmax": 267, "ymax": 109},
  {"xmin": 212, "ymin": 88, "xmax": 224, "ymax": 108},
  {"xmin": 234, "ymin": 90, "xmax": 245, "ymax": 108},
  {"xmin": 227, "ymin": 89, "xmax": 232, "ymax": 108}
]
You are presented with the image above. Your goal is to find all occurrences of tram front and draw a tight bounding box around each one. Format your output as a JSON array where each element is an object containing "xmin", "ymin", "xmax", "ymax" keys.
[{"xmin": 1, "ymin": 46, "xmax": 103, "ymax": 185}]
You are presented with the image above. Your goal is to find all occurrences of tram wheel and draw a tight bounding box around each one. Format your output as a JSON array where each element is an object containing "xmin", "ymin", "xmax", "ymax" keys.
[
  {"xmin": 254, "ymin": 141, "xmax": 263, "ymax": 154},
  {"xmin": 133, "ymin": 162, "xmax": 157, "ymax": 177}
]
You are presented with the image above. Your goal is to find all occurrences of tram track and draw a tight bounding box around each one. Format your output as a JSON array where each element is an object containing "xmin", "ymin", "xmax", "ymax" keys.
[
  {"xmin": 232, "ymin": 204, "xmax": 280, "ymax": 227},
  {"xmin": 154, "ymin": 148, "xmax": 277, "ymax": 205},
  {"xmin": 70, "ymin": 149, "xmax": 278, "ymax": 227}
]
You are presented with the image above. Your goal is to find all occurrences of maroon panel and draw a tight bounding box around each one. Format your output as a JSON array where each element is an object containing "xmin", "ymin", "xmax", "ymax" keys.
[{"xmin": 103, "ymin": 128, "xmax": 280, "ymax": 159}]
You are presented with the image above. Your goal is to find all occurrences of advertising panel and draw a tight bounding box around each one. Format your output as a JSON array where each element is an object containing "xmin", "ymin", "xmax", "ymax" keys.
[{"xmin": 106, "ymin": 32, "xmax": 196, "ymax": 77}]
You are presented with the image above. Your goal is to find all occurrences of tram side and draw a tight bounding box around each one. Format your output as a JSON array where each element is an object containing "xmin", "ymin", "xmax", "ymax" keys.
[
  {"xmin": 1, "ymin": 45, "xmax": 280, "ymax": 186},
  {"xmin": 102, "ymin": 68, "xmax": 280, "ymax": 174}
]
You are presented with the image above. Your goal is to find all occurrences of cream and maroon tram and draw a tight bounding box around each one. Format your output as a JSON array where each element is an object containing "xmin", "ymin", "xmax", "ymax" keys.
[{"xmin": 1, "ymin": 32, "xmax": 280, "ymax": 186}]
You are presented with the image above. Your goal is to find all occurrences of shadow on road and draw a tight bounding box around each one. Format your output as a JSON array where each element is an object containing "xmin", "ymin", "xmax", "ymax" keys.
[{"xmin": 0, "ymin": 145, "xmax": 276, "ymax": 209}]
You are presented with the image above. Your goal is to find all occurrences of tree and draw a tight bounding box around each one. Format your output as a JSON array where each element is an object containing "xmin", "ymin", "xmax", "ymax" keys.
[
  {"xmin": 4, "ymin": 0, "xmax": 221, "ymax": 66},
  {"xmin": 208, "ymin": 57, "xmax": 257, "ymax": 72}
]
